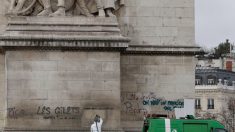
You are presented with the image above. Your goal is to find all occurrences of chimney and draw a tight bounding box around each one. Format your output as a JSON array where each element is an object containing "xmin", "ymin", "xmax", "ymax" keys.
[{"xmin": 226, "ymin": 61, "xmax": 232, "ymax": 71}]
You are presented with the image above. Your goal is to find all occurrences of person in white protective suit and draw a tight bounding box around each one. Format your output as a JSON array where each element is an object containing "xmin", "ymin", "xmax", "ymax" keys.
[{"xmin": 91, "ymin": 115, "xmax": 103, "ymax": 132}]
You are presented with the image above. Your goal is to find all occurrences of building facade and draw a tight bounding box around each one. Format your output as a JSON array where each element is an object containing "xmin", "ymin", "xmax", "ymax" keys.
[
  {"xmin": 0, "ymin": 0, "xmax": 199, "ymax": 131},
  {"xmin": 197, "ymin": 54, "xmax": 235, "ymax": 72},
  {"xmin": 195, "ymin": 67, "xmax": 235, "ymax": 131},
  {"xmin": 195, "ymin": 67, "xmax": 235, "ymax": 86}
]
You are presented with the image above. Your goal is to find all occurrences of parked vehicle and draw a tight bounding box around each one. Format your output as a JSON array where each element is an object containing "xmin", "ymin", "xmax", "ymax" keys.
[{"xmin": 142, "ymin": 115, "xmax": 228, "ymax": 132}]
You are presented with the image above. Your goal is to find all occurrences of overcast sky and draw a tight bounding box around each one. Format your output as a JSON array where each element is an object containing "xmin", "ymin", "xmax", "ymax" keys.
[{"xmin": 195, "ymin": 0, "xmax": 235, "ymax": 49}]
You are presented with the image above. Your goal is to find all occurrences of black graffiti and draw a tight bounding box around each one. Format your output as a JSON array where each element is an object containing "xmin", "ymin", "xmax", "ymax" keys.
[
  {"xmin": 8, "ymin": 106, "xmax": 81, "ymax": 120},
  {"xmin": 37, "ymin": 106, "xmax": 80, "ymax": 115},
  {"xmin": 7, "ymin": 107, "xmax": 26, "ymax": 119},
  {"xmin": 37, "ymin": 106, "xmax": 51, "ymax": 115},
  {"xmin": 122, "ymin": 101, "xmax": 147, "ymax": 115},
  {"xmin": 37, "ymin": 106, "xmax": 80, "ymax": 120},
  {"xmin": 121, "ymin": 92, "xmax": 157, "ymax": 101},
  {"xmin": 54, "ymin": 107, "xmax": 80, "ymax": 115}
]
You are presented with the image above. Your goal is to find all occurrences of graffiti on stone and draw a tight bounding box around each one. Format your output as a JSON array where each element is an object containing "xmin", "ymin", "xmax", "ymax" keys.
[
  {"xmin": 7, "ymin": 107, "xmax": 26, "ymax": 119},
  {"xmin": 123, "ymin": 101, "xmax": 148, "ymax": 115},
  {"xmin": 143, "ymin": 99, "xmax": 184, "ymax": 111},
  {"xmin": 121, "ymin": 92, "xmax": 184, "ymax": 121},
  {"xmin": 37, "ymin": 106, "xmax": 80, "ymax": 120},
  {"xmin": 37, "ymin": 106, "xmax": 51, "ymax": 115},
  {"xmin": 8, "ymin": 106, "xmax": 80, "ymax": 120}
]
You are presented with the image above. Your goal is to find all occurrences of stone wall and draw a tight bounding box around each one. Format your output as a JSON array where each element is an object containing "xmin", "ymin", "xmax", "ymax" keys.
[
  {"xmin": 0, "ymin": 54, "xmax": 5, "ymax": 131},
  {"xmin": 0, "ymin": 1, "xmax": 7, "ymax": 130},
  {"xmin": 120, "ymin": 55, "xmax": 196, "ymax": 129},
  {"xmin": 5, "ymin": 51, "xmax": 121, "ymax": 130},
  {"xmin": 117, "ymin": 0, "xmax": 197, "ymax": 129},
  {"xmin": 0, "ymin": 1, "xmax": 7, "ymax": 34},
  {"xmin": 0, "ymin": 0, "xmax": 197, "ymax": 131},
  {"xmin": 118, "ymin": 0, "xmax": 195, "ymax": 46}
]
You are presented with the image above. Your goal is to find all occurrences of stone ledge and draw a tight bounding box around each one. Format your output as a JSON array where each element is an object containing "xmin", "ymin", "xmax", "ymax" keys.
[
  {"xmin": 0, "ymin": 44, "xmax": 201, "ymax": 55},
  {"xmin": 0, "ymin": 40, "xmax": 129, "ymax": 52},
  {"xmin": 5, "ymin": 17, "xmax": 120, "ymax": 35},
  {"xmin": 0, "ymin": 16, "xmax": 130, "ymax": 50},
  {"xmin": 7, "ymin": 16, "xmax": 119, "ymax": 26},
  {"xmin": 0, "ymin": 35, "xmax": 130, "ymax": 42},
  {"xmin": 0, "ymin": 17, "xmax": 201, "ymax": 55},
  {"xmin": 122, "ymin": 45, "xmax": 203, "ymax": 55}
]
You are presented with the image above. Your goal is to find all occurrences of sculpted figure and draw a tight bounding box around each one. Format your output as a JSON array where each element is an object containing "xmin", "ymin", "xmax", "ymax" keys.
[
  {"xmin": 7, "ymin": 0, "xmax": 124, "ymax": 17},
  {"xmin": 8, "ymin": 0, "xmax": 26, "ymax": 14},
  {"xmin": 38, "ymin": 0, "xmax": 92, "ymax": 16},
  {"xmin": 7, "ymin": 0, "xmax": 37, "ymax": 15},
  {"xmin": 98, "ymin": 0, "xmax": 116, "ymax": 17},
  {"xmin": 7, "ymin": 0, "xmax": 91, "ymax": 16},
  {"xmin": 87, "ymin": 0, "xmax": 124, "ymax": 17},
  {"xmin": 38, "ymin": 0, "xmax": 65, "ymax": 16}
]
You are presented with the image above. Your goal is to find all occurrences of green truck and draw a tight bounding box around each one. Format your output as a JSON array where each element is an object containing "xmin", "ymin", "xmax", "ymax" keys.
[{"xmin": 143, "ymin": 116, "xmax": 228, "ymax": 132}]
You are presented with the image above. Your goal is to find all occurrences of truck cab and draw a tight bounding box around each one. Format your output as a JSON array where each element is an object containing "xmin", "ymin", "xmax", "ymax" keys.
[{"xmin": 143, "ymin": 116, "xmax": 228, "ymax": 132}]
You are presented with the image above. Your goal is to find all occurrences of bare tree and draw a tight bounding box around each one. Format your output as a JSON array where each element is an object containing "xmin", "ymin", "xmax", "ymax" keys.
[
  {"xmin": 203, "ymin": 112, "xmax": 217, "ymax": 120},
  {"xmin": 195, "ymin": 109, "xmax": 218, "ymax": 120},
  {"xmin": 220, "ymin": 98, "xmax": 235, "ymax": 132}
]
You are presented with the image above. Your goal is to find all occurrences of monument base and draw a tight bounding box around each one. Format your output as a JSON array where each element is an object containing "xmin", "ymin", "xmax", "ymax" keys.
[
  {"xmin": 0, "ymin": 17, "xmax": 128, "ymax": 131},
  {"xmin": 0, "ymin": 16, "xmax": 129, "ymax": 49},
  {"xmin": 3, "ymin": 50, "xmax": 122, "ymax": 131}
]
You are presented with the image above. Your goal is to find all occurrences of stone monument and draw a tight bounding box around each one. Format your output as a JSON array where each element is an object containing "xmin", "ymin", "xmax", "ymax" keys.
[
  {"xmin": 0, "ymin": 0, "xmax": 201, "ymax": 131},
  {"xmin": 1, "ymin": 0, "xmax": 128, "ymax": 131}
]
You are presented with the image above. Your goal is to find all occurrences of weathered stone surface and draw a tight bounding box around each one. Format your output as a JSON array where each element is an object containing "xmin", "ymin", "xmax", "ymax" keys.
[
  {"xmin": 0, "ymin": 17, "xmax": 129, "ymax": 50},
  {"xmin": 0, "ymin": 1, "xmax": 7, "ymax": 34},
  {"xmin": 121, "ymin": 55, "xmax": 196, "ymax": 129},
  {"xmin": 0, "ymin": 0, "xmax": 198, "ymax": 131},
  {"xmin": 118, "ymin": 0, "xmax": 195, "ymax": 47},
  {"xmin": 6, "ymin": 51, "xmax": 121, "ymax": 130},
  {"xmin": 0, "ymin": 54, "xmax": 5, "ymax": 130}
]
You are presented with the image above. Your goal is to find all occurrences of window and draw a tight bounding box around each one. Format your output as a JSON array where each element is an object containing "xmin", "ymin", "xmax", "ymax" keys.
[
  {"xmin": 207, "ymin": 75, "xmax": 217, "ymax": 85},
  {"xmin": 195, "ymin": 99, "xmax": 201, "ymax": 109},
  {"xmin": 195, "ymin": 75, "xmax": 202, "ymax": 85},
  {"xmin": 195, "ymin": 79, "xmax": 201, "ymax": 85},
  {"xmin": 224, "ymin": 80, "xmax": 228, "ymax": 85},
  {"xmin": 208, "ymin": 79, "xmax": 215, "ymax": 85},
  {"xmin": 208, "ymin": 99, "xmax": 214, "ymax": 109}
]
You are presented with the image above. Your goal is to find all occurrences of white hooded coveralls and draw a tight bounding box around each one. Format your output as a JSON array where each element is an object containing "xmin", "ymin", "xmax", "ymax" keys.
[{"xmin": 91, "ymin": 118, "xmax": 103, "ymax": 132}]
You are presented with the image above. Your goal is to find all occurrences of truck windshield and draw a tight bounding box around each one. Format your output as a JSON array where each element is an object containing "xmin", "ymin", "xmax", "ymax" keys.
[{"xmin": 214, "ymin": 128, "xmax": 228, "ymax": 132}]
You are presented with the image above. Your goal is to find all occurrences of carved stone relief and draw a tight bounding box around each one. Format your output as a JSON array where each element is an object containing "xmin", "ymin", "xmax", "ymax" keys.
[{"xmin": 6, "ymin": 0, "xmax": 124, "ymax": 17}]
